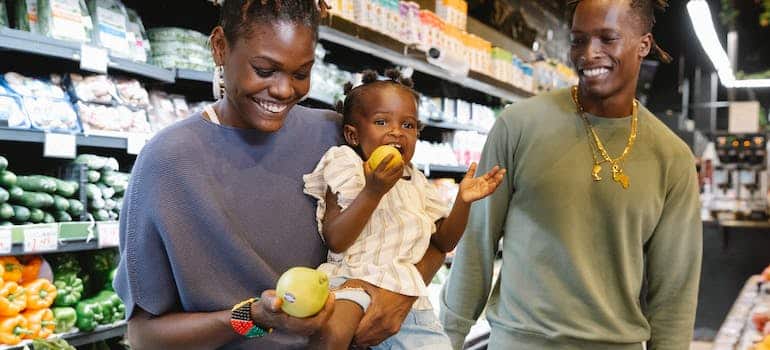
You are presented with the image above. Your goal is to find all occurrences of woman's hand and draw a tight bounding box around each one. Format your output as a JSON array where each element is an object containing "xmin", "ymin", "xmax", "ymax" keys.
[
  {"xmin": 458, "ymin": 163, "xmax": 506, "ymax": 204},
  {"xmin": 363, "ymin": 155, "xmax": 404, "ymax": 198},
  {"xmin": 250, "ymin": 290, "xmax": 335, "ymax": 337},
  {"xmin": 340, "ymin": 279, "xmax": 416, "ymax": 348}
]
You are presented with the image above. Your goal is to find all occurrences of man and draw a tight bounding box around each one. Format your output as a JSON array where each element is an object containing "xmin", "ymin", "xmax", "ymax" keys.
[{"xmin": 439, "ymin": 1, "xmax": 702, "ymax": 349}]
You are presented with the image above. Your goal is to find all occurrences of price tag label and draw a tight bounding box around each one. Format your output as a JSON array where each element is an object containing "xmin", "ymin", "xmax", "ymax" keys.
[
  {"xmin": 0, "ymin": 228, "xmax": 12, "ymax": 254},
  {"xmin": 126, "ymin": 133, "xmax": 147, "ymax": 155},
  {"xmin": 98, "ymin": 222, "xmax": 120, "ymax": 248},
  {"xmin": 44, "ymin": 133, "xmax": 76, "ymax": 159},
  {"xmin": 80, "ymin": 44, "xmax": 109, "ymax": 74},
  {"xmin": 23, "ymin": 225, "xmax": 59, "ymax": 253}
]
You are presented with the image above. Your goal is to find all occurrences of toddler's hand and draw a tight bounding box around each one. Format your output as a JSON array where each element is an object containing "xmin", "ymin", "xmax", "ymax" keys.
[
  {"xmin": 458, "ymin": 163, "xmax": 506, "ymax": 204},
  {"xmin": 363, "ymin": 154, "xmax": 404, "ymax": 198}
]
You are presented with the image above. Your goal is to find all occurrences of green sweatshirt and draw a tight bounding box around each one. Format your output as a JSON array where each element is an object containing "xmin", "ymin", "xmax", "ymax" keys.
[{"xmin": 439, "ymin": 88, "xmax": 702, "ymax": 350}]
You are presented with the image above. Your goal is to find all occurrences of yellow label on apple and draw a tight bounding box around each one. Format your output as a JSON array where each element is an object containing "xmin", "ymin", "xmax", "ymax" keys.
[
  {"xmin": 275, "ymin": 267, "xmax": 329, "ymax": 318},
  {"xmin": 367, "ymin": 145, "xmax": 403, "ymax": 170}
]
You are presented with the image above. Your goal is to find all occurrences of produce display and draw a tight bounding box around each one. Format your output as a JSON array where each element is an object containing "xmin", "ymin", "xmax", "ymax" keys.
[
  {"xmin": 37, "ymin": 0, "xmax": 93, "ymax": 43},
  {"xmin": 147, "ymin": 90, "xmax": 190, "ymax": 132},
  {"xmin": 148, "ymin": 27, "xmax": 214, "ymax": 72},
  {"xmin": 87, "ymin": 0, "xmax": 131, "ymax": 59},
  {"xmin": 73, "ymin": 154, "xmax": 128, "ymax": 222},
  {"xmin": 0, "ymin": 72, "xmax": 80, "ymax": 133},
  {"xmin": 0, "ymin": 84, "xmax": 31, "ymax": 129}
]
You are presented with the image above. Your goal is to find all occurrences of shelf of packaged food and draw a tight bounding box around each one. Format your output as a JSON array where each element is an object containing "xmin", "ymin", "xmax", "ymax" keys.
[
  {"xmin": 0, "ymin": 127, "xmax": 136, "ymax": 150},
  {"xmin": 0, "ymin": 221, "xmax": 119, "ymax": 257},
  {"xmin": 317, "ymin": 21, "xmax": 535, "ymax": 103},
  {"xmin": 0, "ymin": 322, "xmax": 127, "ymax": 350},
  {"xmin": 0, "ymin": 28, "xmax": 175, "ymax": 83}
]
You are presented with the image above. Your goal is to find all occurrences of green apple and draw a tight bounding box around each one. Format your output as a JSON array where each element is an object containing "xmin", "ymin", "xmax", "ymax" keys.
[{"xmin": 275, "ymin": 267, "xmax": 329, "ymax": 318}]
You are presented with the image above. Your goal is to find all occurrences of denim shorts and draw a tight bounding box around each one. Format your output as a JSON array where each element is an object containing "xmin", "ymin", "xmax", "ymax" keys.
[{"xmin": 371, "ymin": 309, "xmax": 453, "ymax": 350}]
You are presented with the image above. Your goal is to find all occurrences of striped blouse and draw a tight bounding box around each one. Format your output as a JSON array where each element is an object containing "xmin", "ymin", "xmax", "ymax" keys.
[{"xmin": 303, "ymin": 146, "xmax": 449, "ymax": 310}]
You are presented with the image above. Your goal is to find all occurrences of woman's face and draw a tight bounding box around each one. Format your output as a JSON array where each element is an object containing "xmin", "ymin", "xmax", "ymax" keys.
[{"xmin": 212, "ymin": 21, "xmax": 316, "ymax": 132}]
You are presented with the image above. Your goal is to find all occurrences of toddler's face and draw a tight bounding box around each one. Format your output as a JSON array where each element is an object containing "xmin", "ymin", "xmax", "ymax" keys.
[{"xmin": 350, "ymin": 86, "xmax": 419, "ymax": 165}]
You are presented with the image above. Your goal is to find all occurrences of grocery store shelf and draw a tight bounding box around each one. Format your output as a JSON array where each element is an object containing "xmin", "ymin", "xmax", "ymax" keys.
[
  {"xmin": 175, "ymin": 68, "xmax": 214, "ymax": 82},
  {"xmin": 0, "ymin": 221, "xmax": 119, "ymax": 256},
  {"xmin": 1, "ymin": 322, "xmax": 127, "ymax": 350},
  {"xmin": 0, "ymin": 128, "xmax": 132, "ymax": 150},
  {"xmin": 318, "ymin": 22, "xmax": 534, "ymax": 102},
  {"xmin": 422, "ymin": 119, "xmax": 489, "ymax": 134},
  {"xmin": 0, "ymin": 28, "xmax": 174, "ymax": 83},
  {"xmin": 718, "ymin": 219, "xmax": 770, "ymax": 229}
]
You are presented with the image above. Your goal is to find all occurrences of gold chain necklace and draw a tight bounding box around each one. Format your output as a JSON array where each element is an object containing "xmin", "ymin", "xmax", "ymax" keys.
[{"xmin": 570, "ymin": 85, "xmax": 638, "ymax": 189}]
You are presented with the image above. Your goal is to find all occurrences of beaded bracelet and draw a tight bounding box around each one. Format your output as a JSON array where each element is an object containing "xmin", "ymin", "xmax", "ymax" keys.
[{"xmin": 230, "ymin": 297, "xmax": 272, "ymax": 338}]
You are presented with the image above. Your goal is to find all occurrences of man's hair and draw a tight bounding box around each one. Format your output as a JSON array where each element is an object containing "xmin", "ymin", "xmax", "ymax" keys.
[{"xmin": 569, "ymin": 0, "xmax": 672, "ymax": 63}]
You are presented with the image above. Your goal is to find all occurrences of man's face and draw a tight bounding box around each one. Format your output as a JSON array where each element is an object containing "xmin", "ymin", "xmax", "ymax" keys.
[{"xmin": 569, "ymin": 0, "xmax": 652, "ymax": 100}]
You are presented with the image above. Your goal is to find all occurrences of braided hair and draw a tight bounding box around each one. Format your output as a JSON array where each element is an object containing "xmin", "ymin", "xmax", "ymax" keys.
[
  {"xmin": 216, "ymin": 0, "xmax": 329, "ymax": 44},
  {"xmin": 336, "ymin": 69, "xmax": 422, "ymax": 130},
  {"xmin": 569, "ymin": 0, "xmax": 672, "ymax": 63}
]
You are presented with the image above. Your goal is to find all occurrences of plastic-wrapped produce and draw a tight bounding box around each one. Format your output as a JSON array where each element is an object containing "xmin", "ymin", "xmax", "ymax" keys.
[
  {"xmin": 147, "ymin": 90, "xmax": 188, "ymax": 132},
  {"xmin": 113, "ymin": 78, "xmax": 149, "ymax": 108},
  {"xmin": 14, "ymin": 0, "xmax": 38, "ymax": 33},
  {"xmin": 148, "ymin": 27, "xmax": 213, "ymax": 71},
  {"xmin": 3, "ymin": 72, "xmax": 67, "ymax": 99},
  {"xmin": 67, "ymin": 74, "xmax": 118, "ymax": 104},
  {"xmin": 0, "ymin": 0, "xmax": 8, "ymax": 27},
  {"xmin": 0, "ymin": 86, "xmax": 31, "ymax": 129},
  {"xmin": 76, "ymin": 102, "xmax": 150, "ymax": 134},
  {"xmin": 125, "ymin": 8, "xmax": 151, "ymax": 63},
  {"xmin": 21, "ymin": 96, "xmax": 80, "ymax": 132},
  {"xmin": 87, "ymin": 0, "xmax": 130, "ymax": 58},
  {"xmin": 38, "ymin": 0, "xmax": 93, "ymax": 43}
]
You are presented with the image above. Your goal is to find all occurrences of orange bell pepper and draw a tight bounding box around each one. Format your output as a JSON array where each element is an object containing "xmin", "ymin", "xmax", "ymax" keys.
[
  {"xmin": 22, "ymin": 308, "xmax": 54, "ymax": 339},
  {"xmin": 0, "ymin": 315, "xmax": 30, "ymax": 345},
  {"xmin": 20, "ymin": 256, "xmax": 42, "ymax": 283},
  {"xmin": 23, "ymin": 279, "xmax": 56, "ymax": 310},
  {"xmin": 0, "ymin": 257, "xmax": 22, "ymax": 283},
  {"xmin": 0, "ymin": 282, "xmax": 26, "ymax": 316}
]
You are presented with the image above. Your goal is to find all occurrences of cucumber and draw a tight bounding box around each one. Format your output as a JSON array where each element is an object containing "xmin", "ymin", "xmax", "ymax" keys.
[
  {"xmin": 0, "ymin": 156, "xmax": 7, "ymax": 172},
  {"xmin": 12, "ymin": 206, "xmax": 30, "ymax": 222},
  {"xmin": 53, "ymin": 211, "xmax": 72, "ymax": 222},
  {"xmin": 0, "ymin": 187, "xmax": 8, "ymax": 203},
  {"xmin": 101, "ymin": 171, "xmax": 118, "ymax": 187},
  {"xmin": 90, "ymin": 197, "xmax": 105, "ymax": 210},
  {"xmin": 8, "ymin": 186, "xmax": 23, "ymax": 201},
  {"xmin": 87, "ymin": 170, "xmax": 101, "ymax": 183},
  {"xmin": 0, "ymin": 170, "xmax": 16, "ymax": 187},
  {"xmin": 43, "ymin": 212, "xmax": 55, "ymax": 224},
  {"xmin": 86, "ymin": 184, "xmax": 101, "ymax": 200},
  {"xmin": 53, "ymin": 195, "xmax": 70, "ymax": 211},
  {"xmin": 103, "ymin": 157, "xmax": 119, "ymax": 172},
  {"xmin": 114, "ymin": 197, "xmax": 123, "ymax": 213},
  {"xmin": 103, "ymin": 198, "xmax": 116, "ymax": 211},
  {"xmin": 108, "ymin": 210, "xmax": 118, "ymax": 221},
  {"xmin": 18, "ymin": 191, "xmax": 55, "ymax": 209},
  {"xmin": 29, "ymin": 208, "xmax": 44, "ymax": 223},
  {"xmin": 0, "ymin": 222, "xmax": 12, "ymax": 227},
  {"xmin": 16, "ymin": 175, "xmax": 58, "ymax": 194},
  {"xmin": 92, "ymin": 209, "xmax": 109, "ymax": 221},
  {"xmin": 54, "ymin": 179, "xmax": 79, "ymax": 198},
  {"xmin": 74, "ymin": 154, "xmax": 106, "ymax": 170},
  {"xmin": 67, "ymin": 199, "xmax": 84, "ymax": 216},
  {"xmin": 0, "ymin": 203, "xmax": 13, "ymax": 220},
  {"xmin": 97, "ymin": 183, "xmax": 115, "ymax": 199}
]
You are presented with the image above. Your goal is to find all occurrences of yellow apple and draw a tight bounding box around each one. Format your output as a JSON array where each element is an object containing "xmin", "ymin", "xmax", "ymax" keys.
[
  {"xmin": 367, "ymin": 145, "xmax": 403, "ymax": 170},
  {"xmin": 275, "ymin": 267, "xmax": 329, "ymax": 318}
]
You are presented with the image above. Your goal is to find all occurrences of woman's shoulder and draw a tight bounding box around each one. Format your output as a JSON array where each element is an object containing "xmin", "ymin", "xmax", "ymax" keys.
[{"xmin": 288, "ymin": 104, "xmax": 342, "ymax": 129}]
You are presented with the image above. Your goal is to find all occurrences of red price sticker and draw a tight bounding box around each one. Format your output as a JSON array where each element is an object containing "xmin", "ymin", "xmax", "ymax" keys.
[
  {"xmin": 98, "ymin": 222, "xmax": 120, "ymax": 248},
  {"xmin": 23, "ymin": 225, "xmax": 59, "ymax": 253},
  {"xmin": 0, "ymin": 228, "xmax": 11, "ymax": 254}
]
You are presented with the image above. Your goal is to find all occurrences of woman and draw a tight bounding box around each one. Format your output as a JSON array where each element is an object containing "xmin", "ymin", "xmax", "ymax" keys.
[{"xmin": 113, "ymin": 1, "xmax": 445, "ymax": 349}]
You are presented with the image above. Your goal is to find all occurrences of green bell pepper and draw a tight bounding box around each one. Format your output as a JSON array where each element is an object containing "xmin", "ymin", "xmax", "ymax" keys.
[
  {"xmin": 52, "ymin": 307, "xmax": 77, "ymax": 333},
  {"xmin": 103, "ymin": 268, "xmax": 116, "ymax": 291},
  {"xmin": 75, "ymin": 299, "xmax": 103, "ymax": 332},
  {"xmin": 48, "ymin": 254, "xmax": 81, "ymax": 274},
  {"xmin": 95, "ymin": 290, "xmax": 125, "ymax": 323},
  {"xmin": 53, "ymin": 272, "xmax": 84, "ymax": 307},
  {"xmin": 90, "ymin": 249, "xmax": 117, "ymax": 274}
]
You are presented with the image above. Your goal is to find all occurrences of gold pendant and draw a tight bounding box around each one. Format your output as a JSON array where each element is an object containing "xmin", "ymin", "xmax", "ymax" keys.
[
  {"xmin": 591, "ymin": 164, "xmax": 602, "ymax": 181},
  {"xmin": 611, "ymin": 163, "xmax": 630, "ymax": 189}
]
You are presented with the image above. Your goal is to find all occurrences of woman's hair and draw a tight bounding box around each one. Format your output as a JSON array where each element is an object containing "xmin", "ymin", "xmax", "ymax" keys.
[
  {"xmin": 336, "ymin": 69, "xmax": 421, "ymax": 128},
  {"xmin": 217, "ymin": 0, "xmax": 329, "ymax": 43},
  {"xmin": 569, "ymin": 0, "xmax": 672, "ymax": 63}
]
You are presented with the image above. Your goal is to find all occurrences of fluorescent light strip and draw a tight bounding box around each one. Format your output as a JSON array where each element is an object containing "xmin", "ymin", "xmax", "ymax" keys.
[{"xmin": 687, "ymin": 0, "xmax": 770, "ymax": 88}]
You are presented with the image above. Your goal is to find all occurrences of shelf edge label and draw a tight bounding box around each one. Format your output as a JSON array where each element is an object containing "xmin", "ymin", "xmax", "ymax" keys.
[
  {"xmin": 44, "ymin": 133, "xmax": 77, "ymax": 159},
  {"xmin": 0, "ymin": 228, "xmax": 11, "ymax": 254},
  {"xmin": 23, "ymin": 225, "xmax": 59, "ymax": 253},
  {"xmin": 98, "ymin": 222, "xmax": 120, "ymax": 248},
  {"xmin": 80, "ymin": 44, "xmax": 109, "ymax": 74}
]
